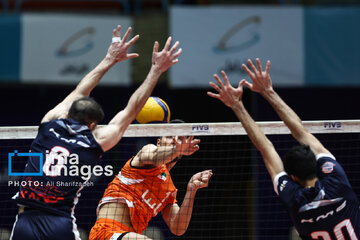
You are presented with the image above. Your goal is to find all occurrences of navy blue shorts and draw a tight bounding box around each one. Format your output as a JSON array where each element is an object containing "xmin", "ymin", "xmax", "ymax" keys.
[{"xmin": 10, "ymin": 209, "xmax": 80, "ymax": 240}]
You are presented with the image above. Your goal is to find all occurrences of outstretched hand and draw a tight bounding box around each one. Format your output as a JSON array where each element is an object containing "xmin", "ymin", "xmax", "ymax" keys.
[
  {"xmin": 175, "ymin": 136, "xmax": 200, "ymax": 157},
  {"xmin": 207, "ymin": 70, "xmax": 246, "ymax": 109},
  {"xmin": 152, "ymin": 37, "xmax": 182, "ymax": 73},
  {"xmin": 188, "ymin": 170, "xmax": 213, "ymax": 192},
  {"xmin": 242, "ymin": 58, "xmax": 273, "ymax": 94},
  {"xmin": 106, "ymin": 25, "xmax": 140, "ymax": 63}
]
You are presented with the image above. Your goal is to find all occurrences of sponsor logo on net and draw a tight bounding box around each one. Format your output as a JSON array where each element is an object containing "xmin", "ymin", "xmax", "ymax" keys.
[{"xmin": 8, "ymin": 149, "xmax": 113, "ymax": 187}]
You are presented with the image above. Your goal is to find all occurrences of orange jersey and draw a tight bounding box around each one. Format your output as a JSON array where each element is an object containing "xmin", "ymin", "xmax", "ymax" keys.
[{"xmin": 97, "ymin": 158, "xmax": 177, "ymax": 233}]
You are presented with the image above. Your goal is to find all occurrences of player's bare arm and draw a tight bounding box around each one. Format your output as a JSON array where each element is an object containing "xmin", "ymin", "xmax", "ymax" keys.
[
  {"xmin": 94, "ymin": 37, "xmax": 182, "ymax": 152},
  {"xmin": 132, "ymin": 136, "xmax": 200, "ymax": 167},
  {"xmin": 162, "ymin": 170, "xmax": 213, "ymax": 236},
  {"xmin": 208, "ymin": 71, "xmax": 283, "ymax": 180},
  {"xmin": 41, "ymin": 25, "xmax": 139, "ymax": 123},
  {"xmin": 242, "ymin": 58, "xmax": 331, "ymax": 156}
]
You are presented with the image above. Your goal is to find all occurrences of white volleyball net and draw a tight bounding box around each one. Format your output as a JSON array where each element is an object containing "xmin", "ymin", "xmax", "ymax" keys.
[{"xmin": 1, "ymin": 120, "xmax": 359, "ymax": 240}]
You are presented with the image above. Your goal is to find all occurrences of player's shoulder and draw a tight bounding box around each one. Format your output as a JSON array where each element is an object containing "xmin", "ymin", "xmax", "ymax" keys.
[
  {"xmin": 140, "ymin": 144, "xmax": 158, "ymax": 152},
  {"xmin": 273, "ymin": 171, "xmax": 299, "ymax": 196},
  {"xmin": 316, "ymin": 153, "xmax": 336, "ymax": 162}
]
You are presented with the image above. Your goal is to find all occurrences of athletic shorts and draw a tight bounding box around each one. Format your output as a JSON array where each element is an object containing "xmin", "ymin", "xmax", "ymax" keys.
[
  {"xmin": 89, "ymin": 218, "xmax": 134, "ymax": 240},
  {"xmin": 10, "ymin": 208, "xmax": 79, "ymax": 240}
]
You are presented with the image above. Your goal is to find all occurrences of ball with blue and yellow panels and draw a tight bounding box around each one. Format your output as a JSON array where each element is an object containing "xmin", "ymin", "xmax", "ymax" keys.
[{"xmin": 135, "ymin": 97, "xmax": 171, "ymax": 124}]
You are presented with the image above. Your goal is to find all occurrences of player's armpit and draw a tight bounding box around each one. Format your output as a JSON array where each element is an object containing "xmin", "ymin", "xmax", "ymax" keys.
[
  {"xmin": 41, "ymin": 104, "xmax": 70, "ymax": 123},
  {"xmin": 297, "ymin": 131, "xmax": 332, "ymax": 156},
  {"xmin": 41, "ymin": 91, "xmax": 84, "ymax": 123}
]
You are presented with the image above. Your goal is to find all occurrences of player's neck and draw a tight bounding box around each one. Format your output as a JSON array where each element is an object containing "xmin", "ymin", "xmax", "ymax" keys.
[{"xmin": 302, "ymin": 177, "xmax": 318, "ymax": 188}]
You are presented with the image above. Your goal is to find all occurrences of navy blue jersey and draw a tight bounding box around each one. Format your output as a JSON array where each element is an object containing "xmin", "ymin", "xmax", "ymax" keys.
[
  {"xmin": 274, "ymin": 153, "xmax": 360, "ymax": 239},
  {"xmin": 13, "ymin": 119, "xmax": 103, "ymax": 217}
]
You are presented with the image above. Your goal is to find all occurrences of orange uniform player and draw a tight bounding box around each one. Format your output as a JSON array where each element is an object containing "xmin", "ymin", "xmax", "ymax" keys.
[
  {"xmin": 94, "ymin": 158, "xmax": 178, "ymax": 234},
  {"xmin": 90, "ymin": 121, "xmax": 213, "ymax": 240}
]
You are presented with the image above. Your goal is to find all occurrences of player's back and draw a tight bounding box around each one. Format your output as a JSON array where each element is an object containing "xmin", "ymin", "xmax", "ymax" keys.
[
  {"xmin": 276, "ymin": 154, "xmax": 360, "ymax": 239},
  {"xmin": 295, "ymin": 192, "xmax": 359, "ymax": 239},
  {"xmin": 13, "ymin": 118, "xmax": 103, "ymax": 217}
]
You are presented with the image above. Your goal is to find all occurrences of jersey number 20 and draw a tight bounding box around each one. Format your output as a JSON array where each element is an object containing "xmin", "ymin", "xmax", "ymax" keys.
[{"xmin": 311, "ymin": 219, "xmax": 358, "ymax": 240}]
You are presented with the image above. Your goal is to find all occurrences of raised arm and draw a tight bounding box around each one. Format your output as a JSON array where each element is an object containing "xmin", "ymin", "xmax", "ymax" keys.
[
  {"xmin": 132, "ymin": 136, "xmax": 200, "ymax": 168},
  {"xmin": 162, "ymin": 169, "xmax": 213, "ymax": 236},
  {"xmin": 207, "ymin": 71, "xmax": 283, "ymax": 180},
  {"xmin": 242, "ymin": 58, "xmax": 331, "ymax": 156},
  {"xmin": 93, "ymin": 37, "xmax": 182, "ymax": 152},
  {"xmin": 41, "ymin": 25, "xmax": 139, "ymax": 123}
]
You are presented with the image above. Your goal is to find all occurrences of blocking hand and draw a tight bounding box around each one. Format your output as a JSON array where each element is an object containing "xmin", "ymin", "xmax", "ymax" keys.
[
  {"xmin": 151, "ymin": 37, "xmax": 182, "ymax": 73},
  {"xmin": 207, "ymin": 70, "xmax": 246, "ymax": 109},
  {"xmin": 242, "ymin": 58, "xmax": 273, "ymax": 94},
  {"xmin": 106, "ymin": 25, "xmax": 140, "ymax": 63}
]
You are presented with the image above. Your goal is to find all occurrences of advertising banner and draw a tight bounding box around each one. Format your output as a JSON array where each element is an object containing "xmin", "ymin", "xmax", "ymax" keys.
[
  {"xmin": 21, "ymin": 14, "xmax": 132, "ymax": 85},
  {"xmin": 170, "ymin": 6, "xmax": 304, "ymax": 87}
]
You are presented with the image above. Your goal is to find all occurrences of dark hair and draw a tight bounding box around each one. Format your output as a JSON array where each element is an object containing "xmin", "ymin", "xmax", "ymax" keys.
[
  {"xmin": 283, "ymin": 145, "xmax": 317, "ymax": 181},
  {"xmin": 68, "ymin": 97, "xmax": 104, "ymax": 126},
  {"xmin": 158, "ymin": 119, "xmax": 185, "ymax": 139}
]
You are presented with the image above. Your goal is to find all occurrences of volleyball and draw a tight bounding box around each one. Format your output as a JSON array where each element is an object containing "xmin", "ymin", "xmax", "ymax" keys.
[{"xmin": 135, "ymin": 97, "xmax": 171, "ymax": 124}]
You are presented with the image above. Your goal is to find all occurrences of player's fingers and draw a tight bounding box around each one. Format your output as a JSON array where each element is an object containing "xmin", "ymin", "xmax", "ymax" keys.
[
  {"xmin": 256, "ymin": 58, "xmax": 263, "ymax": 73},
  {"xmin": 112, "ymin": 28, "xmax": 117, "ymax": 38},
  {"xmin": 122, "ymin": 27, "xmax": 132, "ymax": 43},
  {"xmin": 243, "ymin": 81, "xmax": 253, "ymax": 90},
  {"xmin": 242, "ymin": 64, "xmax": 252, "ymax": 76},
  {"xmin": 199, "ymin": 177, "xmax": 210, "ymax": 188},
  {"xmin": 126, "ymin": 53, "xmax": 139, "ymax": 59},
  {"xmin": 209, "ymin": 81, "xmax": 221, "ymax": 93},
  {"xmin": 192, "ymin": 140, "xmax": 200, "ymax": 148},
  {"xmin": 179, "ymin": 136, "xmax": 186, "ymax": 143},
  {"xmin": 239, "ymin": 79, "xmax": 246, "ymax": 88},
  {"xmin": 170, "ymin": 41, "xmax": 179, "ymax": 54},
  {"xmin": 153, "ymin": 41, "xmax": 159, "ymax": 53},
  {"xmin": 221, "ymin": 71, "xmax": 231, "ymax": 86},
  {"xmin": 201, "ymin": 169, "xmax": 212, "ymax": 175},
  {"xmin": 265, "ymin": 60, "xmax": 271, "ymax": 73},
  {"xmin": 213, "ymin": 74, "xmax": 224, "ymax": 88},
  {"xmin": 172, "ymin": 49, "xmax": 182, "ymax": 61},
  {"xmin": 117, "ymin": 25, "xmax": 121, "ymax": 38},
  {"xmin": 163, "ymin": 36, "xmax": 172, "ymax": 51},
  {"xmin": 248, "ymin": 59, "xmax": 258, "ymax": 73},
  {"xmin": 207, "ymin": 91, "xmax": 220, "ymax": 99},
  {"xmin": 201, "ymin": 173, "xmax": 211, "ymax": 183},
  {"xmin": 127, "ymin": 34, "xmax": 140, "ymax": 46},
  {"xmin": 192, "ymin": 138, "xmax": 200, "ymax": 144}
]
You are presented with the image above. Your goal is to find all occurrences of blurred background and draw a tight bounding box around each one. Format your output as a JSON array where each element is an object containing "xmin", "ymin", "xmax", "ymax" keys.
[
  {"xmin": 0, "ymin": 0, "xmax": 360, "ymax": 239},
  {"xmin": 0, "ymin": 0, "xmax": 359, "ymax": 126}
]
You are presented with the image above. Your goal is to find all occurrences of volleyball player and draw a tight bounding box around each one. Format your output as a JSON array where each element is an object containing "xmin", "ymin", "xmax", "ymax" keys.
[
  {"xmin": 89, "ymin": 120, "xmax": 213, "ymax": 240},
  {"xmin": 208, "ymin": 58, "xmax": 360, "ymax": 239},
  {"xmin": 10, "ymin": 25, "xmax": 182, "ymax": 240}
]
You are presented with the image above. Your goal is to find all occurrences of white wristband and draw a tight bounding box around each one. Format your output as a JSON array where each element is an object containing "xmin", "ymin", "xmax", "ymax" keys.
[{"xmin": 112, "ymin": 37, "xmax": 121, "ymax": 43}]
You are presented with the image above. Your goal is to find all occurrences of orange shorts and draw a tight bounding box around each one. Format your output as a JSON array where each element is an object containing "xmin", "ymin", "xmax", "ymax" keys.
[{"xmin": 89, "ymin": 218, "xmax": 134, "ymax": 240}]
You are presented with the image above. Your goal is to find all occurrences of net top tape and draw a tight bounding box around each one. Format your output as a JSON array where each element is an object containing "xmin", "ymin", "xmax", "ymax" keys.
[{"xmin": 0, "ymin": 120, "xmax": 359, "ymax": 139}]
